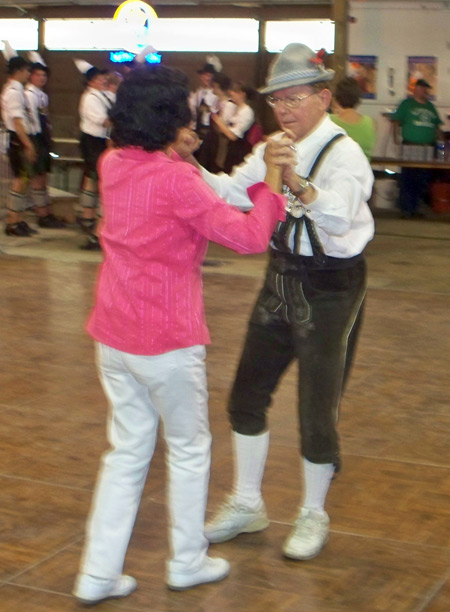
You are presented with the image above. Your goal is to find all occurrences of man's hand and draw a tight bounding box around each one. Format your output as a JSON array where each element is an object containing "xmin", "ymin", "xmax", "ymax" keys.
[
  {"xmin": 24, "ymin": 142, "xmax": 37, "ymax": 164},
  {"xmin": 264, "ymin": 131, "xmax": 317, "ymax": 205},
  {"xmin": 264, "ymin": 132, "xmax": 297, "ymax": 170},
  {"xmin": 263, "ymin": 132, "xmax": 297, "ymax": 194},
  {"xmin": 170, "ymin": 128, "xmax": 201, "ymax": 162}
]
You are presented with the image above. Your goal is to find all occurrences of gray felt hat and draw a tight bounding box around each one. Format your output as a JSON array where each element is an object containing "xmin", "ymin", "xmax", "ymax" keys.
[{"xmin": 259, "ymin": 43, "xmax": 335, "ymax": 95}]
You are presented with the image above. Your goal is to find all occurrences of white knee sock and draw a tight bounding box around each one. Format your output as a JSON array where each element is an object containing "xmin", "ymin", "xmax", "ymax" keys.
[
  {"xmin": 30, "ymin": 189, "xmax": 48, "ymax": 210},
  {"xmin": 80, "ymin": 189, "xmax": 98, "ymax": 210},
  {"xmin": 302, "ymin": 457, "xmax": 334, "ymax": 512},
  {"xmin": 232, "ymin": 431, "xmax": 269, "ymax": 509},
  {"xmin": 7, "ymin": 190, "xmax": 26, "ymax": 213}
]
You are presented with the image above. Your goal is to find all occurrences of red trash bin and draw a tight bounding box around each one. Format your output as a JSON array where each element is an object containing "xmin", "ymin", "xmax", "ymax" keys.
[{"xmin": 430, "ymin": 181, "xmax": 450, "ymax": 213}]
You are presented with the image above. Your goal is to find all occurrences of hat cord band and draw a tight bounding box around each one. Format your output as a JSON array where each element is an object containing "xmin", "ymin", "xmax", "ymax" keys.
[{"xmin": 268, "ymin": 68, "xmax": 324, "ymax": 86}]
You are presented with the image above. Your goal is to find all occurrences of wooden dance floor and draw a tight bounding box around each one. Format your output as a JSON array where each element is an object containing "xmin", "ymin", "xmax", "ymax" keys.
[{"xmin": 0, "ymin": 215, "xmax": 449, "ymax": 612}]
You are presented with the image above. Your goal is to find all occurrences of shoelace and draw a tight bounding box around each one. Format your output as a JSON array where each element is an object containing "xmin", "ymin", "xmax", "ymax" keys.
[
  {"xmin": 292, "ymin": 516, "xmax": 325, "ymax": 540},
  {"xmin": 212, "ymin": 498, "xmax": 252, "ymax": 523}
]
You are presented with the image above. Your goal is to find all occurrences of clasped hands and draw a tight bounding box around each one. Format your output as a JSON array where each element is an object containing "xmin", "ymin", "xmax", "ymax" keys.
[{"xmin": 264, "ymin": 130, "xmax": 316, "ymax": 205}]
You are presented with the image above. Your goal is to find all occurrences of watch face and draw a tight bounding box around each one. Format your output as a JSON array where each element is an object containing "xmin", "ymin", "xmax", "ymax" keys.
[{"xmin": 300, "ymin": 178, "xmax": 309, "ymax": 190}]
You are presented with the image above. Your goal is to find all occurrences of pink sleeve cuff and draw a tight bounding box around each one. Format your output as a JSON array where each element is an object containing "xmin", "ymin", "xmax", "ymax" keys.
[{"xmin": 247, "ymin": 182, "xmax": 287, "ymax": 222}]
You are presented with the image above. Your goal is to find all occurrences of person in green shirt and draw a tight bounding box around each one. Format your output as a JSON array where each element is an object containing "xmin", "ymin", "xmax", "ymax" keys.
[
  {"xmin": 393, "ymin": 79, "xmax": 442, "ymax": 145},
  {"xmin": 330, "ymin": 77, "xmax": 376, "ymax": 160},
  {"xmin": 392, "ymin": 79, "xmax": 443, "ymax": 217}
]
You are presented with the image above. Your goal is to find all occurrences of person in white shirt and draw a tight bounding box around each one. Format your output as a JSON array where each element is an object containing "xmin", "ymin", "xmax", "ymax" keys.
[
  {"xmin": 25, "ymin": 57, "xmax": 65, "ymax": 229},
  {"xmin": 209, "ymin": 72, "xmax": 234, "ymax": 172},
  {"xmin": 189, "ymin": 61, "xmax": 220, "ymax": 171},
  {"xmin": 211, "ymin": 81, "xmax": 256, "ymax": 174},
  {"xmin": 184, "ymin": 43, "xmax": 374, "ymax": 561},
  {"xmin": 1, "ymin": 55, "xmax": 37, "ymax": 236},
  {"xmin": 77, "ymin": 65, "xmax": 111, "ymax": 250}
]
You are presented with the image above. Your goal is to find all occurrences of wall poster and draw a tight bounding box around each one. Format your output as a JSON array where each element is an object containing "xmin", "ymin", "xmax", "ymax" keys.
[
  {"xmin": 347, "ymin": 55, "xmax": 377, "ymax": 99},
  {"xmin": 407, "ymin": 56, "xmax": 437, "ymax": 98}
]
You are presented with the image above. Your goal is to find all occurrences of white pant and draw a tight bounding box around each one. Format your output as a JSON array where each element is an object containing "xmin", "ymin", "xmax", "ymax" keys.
[{"xmin": 79, "ymin": 343, "xmax": 211, "ymax": 579}]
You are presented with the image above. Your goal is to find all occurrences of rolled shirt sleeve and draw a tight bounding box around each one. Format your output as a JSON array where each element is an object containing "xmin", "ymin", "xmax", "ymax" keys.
[
  {"xmin": 1, "ymin": 83, "xmax": 32, "ymax": 133},
  {"xmin": 305, "ymin": 139, "xmax": 374, "ymax": 236}
]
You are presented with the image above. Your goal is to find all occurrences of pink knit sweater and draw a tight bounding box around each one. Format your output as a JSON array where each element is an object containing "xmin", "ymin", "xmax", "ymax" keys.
[{"xmin": 87, "ymin": 148, "xmax": 285, "ymax": 355}]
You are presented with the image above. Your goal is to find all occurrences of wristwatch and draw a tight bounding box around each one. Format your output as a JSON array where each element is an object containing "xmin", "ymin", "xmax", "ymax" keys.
[{"xmin": 292, "ymin": 176, "xmax": 311, "ymax": 199}]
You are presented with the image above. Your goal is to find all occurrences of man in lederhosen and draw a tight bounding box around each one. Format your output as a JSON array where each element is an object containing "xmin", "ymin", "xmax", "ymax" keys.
[
  {"xmin": 189, "ymin": 60, "xmax": 220, "ymax": 171},
  {"xmin": 76, "ymin": 61, "xmax": 111, "ymax": 250},
  {"xmin": 1, "ymin": 52, "xmax": 37, "ymax": 236},
  {"xmin": 188, "ymin": 43, "xmax": 374, "ymax": 560},
  {"xmin": 25, "ymin": 53, "xmax": 65, "ymax": 229}
]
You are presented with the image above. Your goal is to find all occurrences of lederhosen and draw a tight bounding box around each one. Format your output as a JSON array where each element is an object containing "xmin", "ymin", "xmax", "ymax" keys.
[
  {"xmin": 193, "ymin": 89, "xmax": 217, "ymax": 172},
  {"xmin": 5, "ymin": 85, "xmax": 34, "ymax": 179},
  {"xmin": 27, "ymin": 87, "xmax": 51, "ymax": 175},
  {"xmin": 79, "ymin": 91, "xmax": 112, "ymax": 180},
  {"xmin": 228, "ymin": 135, "xmax": 367, "ymax": 472}
]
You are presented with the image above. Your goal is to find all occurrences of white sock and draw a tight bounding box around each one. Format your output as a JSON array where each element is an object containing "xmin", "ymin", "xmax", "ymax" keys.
[
  {"xmin": 302, "ymin": 457, "xmax": 334, "ymax": 513},
  {"xmin": 232, "ymin": 431, "xmax": 269, "ymax": 509},
  {"xmin": 80, "ymin": 189, "xmax": 98, "ymax": 210},
  {"xmin": 30, "ymin": 189, "xmax": 47, "ymax": 209},
  {"xmin": 7, "ymin": 190, "xmax": 26, "ymax": 213}
]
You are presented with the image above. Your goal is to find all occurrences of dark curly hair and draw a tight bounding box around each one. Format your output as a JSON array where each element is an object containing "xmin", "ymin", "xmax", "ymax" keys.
[{"xmin": 109, "ymin": 65, "xmax": 191, "ymax": 151}]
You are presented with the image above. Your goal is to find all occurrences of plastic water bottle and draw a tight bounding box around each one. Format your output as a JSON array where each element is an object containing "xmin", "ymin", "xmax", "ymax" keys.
[{"xmin": 435, "ymin": 140, "xmax": 445, "ymax": 161}]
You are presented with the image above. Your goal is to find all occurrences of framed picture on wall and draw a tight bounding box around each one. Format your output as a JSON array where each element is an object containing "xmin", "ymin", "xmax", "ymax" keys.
[
  {"xmin": 407, "ymin": 56, "xmax": 437, "ymax": 98},
  {"xmin": 347, "ymin": 55, "xmax": 377, "ymax": 99}
]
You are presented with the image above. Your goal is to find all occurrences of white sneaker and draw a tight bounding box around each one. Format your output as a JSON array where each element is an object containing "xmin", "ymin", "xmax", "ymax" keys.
[
  {"xmin": 167, "ymin": 556, "xmax": 230, "ymax": 591},
  {"xmin": 205, "ymin": 496, "xmax": 269, "ymax": 544},
  {"xmin": 73, "ymin": 573, "xmax": 137, "ymax": 605},
  {"xmin": 282, "ymin": 508, "xmax": 330, "ymax": 560}
]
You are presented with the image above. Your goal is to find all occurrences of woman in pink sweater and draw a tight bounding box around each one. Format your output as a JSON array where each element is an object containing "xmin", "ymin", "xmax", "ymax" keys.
[{"xmin": 73, "ymin": 65, "xmax": 285, "ymax": 605}]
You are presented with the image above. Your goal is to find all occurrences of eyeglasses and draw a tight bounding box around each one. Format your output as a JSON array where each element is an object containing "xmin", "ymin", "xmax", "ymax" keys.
[{"xmin": 266, "ymin": 92, "xmax": 317, "ymax": 109}]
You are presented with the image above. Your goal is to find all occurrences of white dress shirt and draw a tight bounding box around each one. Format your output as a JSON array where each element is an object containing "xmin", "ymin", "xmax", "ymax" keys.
[
  {"xmin": 226, "ymin": 103, "xmax": 254, "ymax": 139},
  {"xmin": 201, "ymin": 115, "xmax": 374, "ymax": 258},
  {"xmin": 104, "ymin": 90, "xmax": 116, "ymax": 105},
  {"xmin": 220, "ymin": 100, "xmax": 236, "ymax": 124},
  {"xmin": 79, "ymin": 87, "xmax": 112, "ymax": 138},
  {"xmin": 1, "ymin": 79, "xmax": 32, "ymax": 134},
  {"xmin": 188, "ymin": 87, "xmax": 219, "ymax": 128},
  {"xmin": 25, "ymin": 83, "xmax": 49, "ymax": 135}
]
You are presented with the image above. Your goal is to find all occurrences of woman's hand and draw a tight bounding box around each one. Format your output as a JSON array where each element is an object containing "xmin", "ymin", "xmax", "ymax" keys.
[
  {"xmin": 24, "ymin": 142, "xmax": 37, "ymax": 164},
  {"xmin": 171, "ymin": 128, "xmax": 201, "ymax": 159},
  {"xmin": 210, "ymin": 114, "xmax": 237, "ymax": 141},
  {"xmin": 210, "ymin": 113, "xmax": 222, "ymax": 126}
]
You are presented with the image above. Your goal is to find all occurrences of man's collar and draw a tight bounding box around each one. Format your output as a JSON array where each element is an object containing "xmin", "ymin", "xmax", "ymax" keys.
[{"xmin": 296, "ymin": 114, "xmax": 333, "ymax": 147}]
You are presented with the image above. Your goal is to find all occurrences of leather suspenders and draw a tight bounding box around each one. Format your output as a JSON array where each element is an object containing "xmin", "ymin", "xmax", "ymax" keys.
[{"xmin": 272, "ymin": 133, "xmax": 345, "ymax": 265}]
